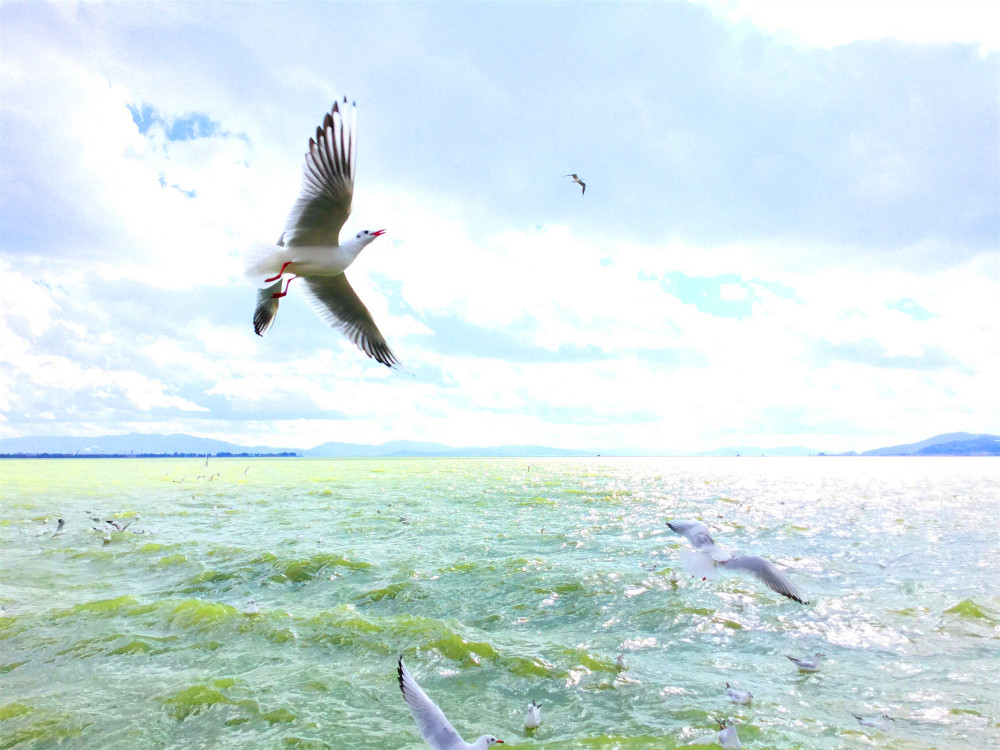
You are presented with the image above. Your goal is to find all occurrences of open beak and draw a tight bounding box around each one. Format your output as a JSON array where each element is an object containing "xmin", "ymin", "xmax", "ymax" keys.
[{"xmin": 371, "ymin": 229, "xmax": 387, "ymax": 237}]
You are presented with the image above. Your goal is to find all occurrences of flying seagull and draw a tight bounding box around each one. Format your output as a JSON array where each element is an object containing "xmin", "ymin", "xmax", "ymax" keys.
[
  {"xmin": 247, "ymin": 98, "xmax": 399, "ymax": 368},
  {"xmin": 666, "ymin": 519, "xmax": 809, "ymax": 604},
  {"xmin": 397, "ymin": 656, "xmax": 504, "ymax": 749},
  {"xmin": 565, "ymin": 173, "xmax": 585, "ymax": 195}
]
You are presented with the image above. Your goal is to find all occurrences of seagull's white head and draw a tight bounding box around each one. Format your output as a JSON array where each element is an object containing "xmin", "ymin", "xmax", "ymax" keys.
[
  {"xmin": 476, "ymin": 736, "xmax": 503, "ymax": 747},
  {"xmin": 352, "ymin": 228, "xmax": 386, "ymax": 247}
]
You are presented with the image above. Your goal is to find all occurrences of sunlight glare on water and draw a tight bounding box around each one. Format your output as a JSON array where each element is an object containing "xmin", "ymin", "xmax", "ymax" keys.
[{"xmin": 1, "ymin": 457, "xmax": 998, "ymax": 749}]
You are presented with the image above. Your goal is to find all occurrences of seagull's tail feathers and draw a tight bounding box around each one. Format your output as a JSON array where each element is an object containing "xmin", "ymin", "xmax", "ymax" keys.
[
  {"xmin": 253, "ymin": 281, "xmax": 283, "ymax": 336},
  {"xmin": 680, "ymin": 549, "xmax": 719, "ymax": 579},
  {"xmin": 244, "ymin": 241, "xmax": 293, "ymax": 283}
]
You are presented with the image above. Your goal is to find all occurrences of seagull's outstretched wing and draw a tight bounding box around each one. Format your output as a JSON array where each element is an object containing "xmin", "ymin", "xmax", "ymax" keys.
[
  {"xmin": 721, "ymin": 555, "xmax": 809, "ymax": 604},
  {"xmin": 285, "ymin": 98, "xmax": 356, "ymax": 246},
  {"xmin": 398, "ymin": 657, "xmax": 465, "ymax": 750},
  {"xmin": 667, "ymin": 519, "xmax": 716, "ymax": 550},
  {"xmin": 303, "ymin": 276, "xmax": 399, "ymax": 368}
]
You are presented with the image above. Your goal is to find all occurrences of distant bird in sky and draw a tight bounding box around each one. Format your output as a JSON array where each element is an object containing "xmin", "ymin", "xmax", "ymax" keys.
[
  {"xmin": 397, "ymin": 656, "xmax": 504, "ymax": 748},
  {"xmin": 247, "ymin": 98, "xmax": 399, "ymax": 368},
  {"xmin": 848, "ymin": 711, "xmax": 896, "ymax": 730},
  {"xmin": 666, "ymin": 519, "xmax": 809, "ymax": 604},
  {"xmin": 524, "ymin": 700, "xmax": 541, "ymax": 729},
  {"xmin": 565, "ymin": 173, "xmax": 585, "ymax": 194},
  {"xmin": 786, "ymin": 652, "xmax": 825, "ymax": 673},
  {"xmin": 725, "ymin": 683, "xmax": 752, "ymax": 705}
]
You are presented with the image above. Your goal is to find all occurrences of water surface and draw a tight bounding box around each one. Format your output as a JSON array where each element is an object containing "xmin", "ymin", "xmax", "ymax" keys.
[{"xmin": 1, "ymin": 457, "xmax": 998, "ymax": 748}]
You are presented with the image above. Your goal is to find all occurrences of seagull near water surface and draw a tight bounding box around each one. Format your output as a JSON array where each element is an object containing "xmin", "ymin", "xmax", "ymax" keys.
[
  {"xmin": 666, "ymin": 519, "xmax": 809, "ymax": 604},
  {"xmin": 397, "ymin": 656, "xmax": 504, "ymax": 749},
  {"xmin": 848, "ymin": 711, "xmax": 896, "ymax": 730},
  {"xmin": 786, "ymin": 652, "xmax": 825, "ymax": 672},
  {"xmin": 246, "ymin": 98, "xmax": 399, "ymax": 368}
]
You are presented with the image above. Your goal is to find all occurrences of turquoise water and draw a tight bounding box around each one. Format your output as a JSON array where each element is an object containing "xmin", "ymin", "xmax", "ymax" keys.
[{"xmin": 1, "ymin": 457, "xmax": 998, "ymax": 749}]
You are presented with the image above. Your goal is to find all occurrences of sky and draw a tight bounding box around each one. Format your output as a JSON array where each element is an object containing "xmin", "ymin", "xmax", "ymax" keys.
[{"xmin": 1, "ymin": 0, "xmax": 997, "ymax": 454}]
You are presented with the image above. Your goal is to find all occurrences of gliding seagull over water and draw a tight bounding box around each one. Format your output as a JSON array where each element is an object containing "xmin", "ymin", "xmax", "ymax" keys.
[
  {"xmin": 397, "ymin": 656, "xmax": 504, "ymax": 749},
  {"xmin": 247, "ymin": 98, "xmax": 399, "ymax": 368},
  {"xmin": 666, "ymin": 519, "xmax": 809, "ymax": 604}
]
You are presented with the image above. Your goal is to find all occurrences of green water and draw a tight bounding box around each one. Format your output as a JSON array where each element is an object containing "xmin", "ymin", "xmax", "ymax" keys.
[{"xmin": 1, "ymin": 457, "xmax": 998, "ymax": 749}]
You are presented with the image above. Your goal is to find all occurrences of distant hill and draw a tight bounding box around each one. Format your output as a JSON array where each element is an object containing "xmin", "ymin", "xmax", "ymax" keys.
[
  {"xmin": 0, "ymin": 432, "xmax": 295, "ymax": 456},
  {"xmin": 2, "ymin": 431, "xmax": 996, "ymax": 458},
  {"xmin": 859, "ymin": 432, "xmax": 999, "ymax": 456},
  {"xmin": 0, "ymin": 433, "xmax": 590, "ymax": 458},
  {"xmin": 911, "ymin": 435, "xmax": 999, "ymax": 456}
]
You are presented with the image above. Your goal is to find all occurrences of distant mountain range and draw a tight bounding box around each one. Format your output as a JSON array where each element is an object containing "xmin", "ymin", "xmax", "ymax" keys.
[
  {"xmin": 0, "ymin": 431, "xmax": 996, "ymax": 458},
  {"xmin": 850, "ymin": 432, "xmax": 1000, "ymax": 457}
]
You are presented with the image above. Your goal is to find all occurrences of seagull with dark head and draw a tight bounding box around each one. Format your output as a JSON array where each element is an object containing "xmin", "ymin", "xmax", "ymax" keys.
[{"xmin": 247, "ymin": 98, "xmax": 399, "ymax": 368}]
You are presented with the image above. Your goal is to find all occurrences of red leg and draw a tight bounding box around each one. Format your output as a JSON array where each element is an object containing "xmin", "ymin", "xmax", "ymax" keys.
[
  {"xmin": 265, "ymin": 261, "xmax": 293, "ymax": 283},
  {"xmin": 271, "ymin": 276, "xmax": 297, "ymax": 299}
]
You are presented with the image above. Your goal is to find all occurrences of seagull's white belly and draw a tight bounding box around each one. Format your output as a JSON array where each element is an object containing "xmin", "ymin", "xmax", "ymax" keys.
[{"xmin": 287, "ymin": 245, "xmax": 357, "ymax": 276}]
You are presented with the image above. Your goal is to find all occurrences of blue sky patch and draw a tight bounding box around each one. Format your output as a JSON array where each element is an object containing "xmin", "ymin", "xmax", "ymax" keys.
[
  {"xmin": 652, "ymin": 271, "xmax": 755, "ymax": 319},
  {"xmin": 890, "ymin": 298, "xmax": 935, "ymax": 321},
  {"xmin": 127, "ymin": 103, "xmax": 220, "ymax": 141}
]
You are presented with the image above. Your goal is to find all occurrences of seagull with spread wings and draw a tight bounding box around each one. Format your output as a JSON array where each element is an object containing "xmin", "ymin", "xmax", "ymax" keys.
[
  {"xmin": 565, "ymin": 173, "xmax": 586, "ymax": 194},
  {"xmin": 397, "ymin": 656, "xmax": 504, "ymax": 749},
  {"xmin": 666, "ymin": 519, "xmax": 809, "ymax": 604},
  {"xmin": 246, "ymin": 98, "xmax": 399, "ymax": 368}
]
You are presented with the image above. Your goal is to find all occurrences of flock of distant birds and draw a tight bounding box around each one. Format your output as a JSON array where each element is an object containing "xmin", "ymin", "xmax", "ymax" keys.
[{"xmin": 244, "ymin": 99, "xmax": 590, "ymax": 368}]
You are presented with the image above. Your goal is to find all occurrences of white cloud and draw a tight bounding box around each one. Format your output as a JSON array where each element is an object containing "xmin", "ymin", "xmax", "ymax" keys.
[
  {"xmin": 0, "ymin": 2, "xmax": 996, "ymax": 453},
  {"xmin": 697, "ymin": 0, "xmax": 1000, "ymax": 51}
]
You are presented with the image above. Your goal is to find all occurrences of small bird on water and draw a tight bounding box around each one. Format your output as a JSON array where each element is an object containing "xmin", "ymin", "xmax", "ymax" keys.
[
  {"xmin": 565, "ymin": 173, "xmax": 586, "ymax": 194},
  {"xmin": 725, "ymin": 682, "xmax": 752, "ymax": 705},
  {"xmin": 397, "ymin": 656, "xmax": 504, "ymax": 748},
  {"xmin": 247, "ymin": 98, "xmax": 399, "ymax": 368},
  {"xmin": 524, "ymin": 700, "xmax": 541, "ymax": 729},
  {"xmin": 786, "ymin": 652, "xmax": 824, "ymax": 672},
  {"xmin": 848, "ymin": 711, "xmax": 896, "ymax": 730}
]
